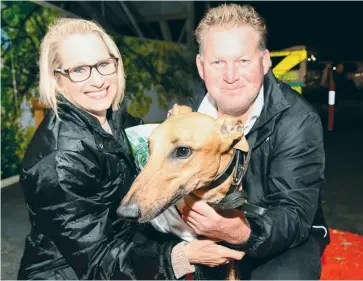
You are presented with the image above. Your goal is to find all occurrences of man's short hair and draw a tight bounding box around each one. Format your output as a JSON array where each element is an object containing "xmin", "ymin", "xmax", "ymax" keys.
[{"xmin": 195, "ymin": 3, "xmax": 267, "ymax": 53}]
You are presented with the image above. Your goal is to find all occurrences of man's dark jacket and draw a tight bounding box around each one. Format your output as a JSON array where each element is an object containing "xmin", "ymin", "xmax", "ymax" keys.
[
  {"xmin": 190, "ymin": 70, "xmax": 330, "ymax": 259},
  {"xmin": 18, "ymin": 97, "xmax": 179, "ymax": 280}
]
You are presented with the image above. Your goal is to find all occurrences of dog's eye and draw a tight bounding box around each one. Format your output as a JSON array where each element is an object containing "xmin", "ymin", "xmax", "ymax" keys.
[{"xmin": 175, "ymin": 147, "xmax": 192, "ymax": 158}]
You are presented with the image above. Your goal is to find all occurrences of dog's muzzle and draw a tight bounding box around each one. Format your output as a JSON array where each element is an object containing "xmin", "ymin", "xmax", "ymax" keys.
[{"xmin": 117, "ymin": 204, "xmax": 141, "ymax": 221}]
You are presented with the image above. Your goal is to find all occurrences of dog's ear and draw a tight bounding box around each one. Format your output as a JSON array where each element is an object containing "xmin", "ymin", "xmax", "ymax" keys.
[
  {"xmin": 234, "ymin": 136, "xmax": 249, "ymax": 152},
  {"xmin": 167, "ymin": 104, "xmax": 193, "ymax": 118},
  {"xmin": 217, "ymin": 118, "xmax": 249, "ymax": 152}
]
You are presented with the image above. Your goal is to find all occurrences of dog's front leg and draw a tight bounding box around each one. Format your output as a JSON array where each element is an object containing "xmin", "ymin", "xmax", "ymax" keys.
[{"xmin": 226, "ymin": 260, "xmax": 240, "ymax": 280}]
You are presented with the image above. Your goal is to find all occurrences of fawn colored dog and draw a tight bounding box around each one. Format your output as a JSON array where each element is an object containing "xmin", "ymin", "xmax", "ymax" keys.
[{"xmin": 118, "ymin": 104, "xmax": 251, "ymax": 279}]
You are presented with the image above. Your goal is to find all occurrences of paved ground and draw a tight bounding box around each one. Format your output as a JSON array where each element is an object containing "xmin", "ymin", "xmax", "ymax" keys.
[
  {"xmin": 1, "ymin": 180, "xmax": 30, "ymax": 280},
  {"xmin": 1, "ymin": 102, "xmax": 363, "ymax": 280}
]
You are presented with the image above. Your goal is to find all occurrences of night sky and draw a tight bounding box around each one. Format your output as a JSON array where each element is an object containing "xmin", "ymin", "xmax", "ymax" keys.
[{"xmin": 208, "ymin": 1, "xmax": 363, "ymax": 62}]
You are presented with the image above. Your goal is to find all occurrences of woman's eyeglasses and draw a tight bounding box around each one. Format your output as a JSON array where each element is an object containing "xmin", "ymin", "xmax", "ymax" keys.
[{"xmin": 54, "ymin": 57, "xmax": 119, "ymax": 83}]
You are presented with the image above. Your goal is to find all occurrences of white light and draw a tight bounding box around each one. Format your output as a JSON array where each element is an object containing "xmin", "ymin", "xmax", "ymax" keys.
[
  {"xmin": 333, "ymin": 67, "xmax": 336, "ymax": 70},
  {"xmin": 308, "ymin": 58, "xmax": 311, "ymax": 61}
]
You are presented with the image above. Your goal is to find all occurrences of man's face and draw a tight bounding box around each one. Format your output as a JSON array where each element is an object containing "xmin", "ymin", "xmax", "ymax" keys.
[{"xmin": 196, "ymin": 25, "xmax": 270, "ymax": 116}]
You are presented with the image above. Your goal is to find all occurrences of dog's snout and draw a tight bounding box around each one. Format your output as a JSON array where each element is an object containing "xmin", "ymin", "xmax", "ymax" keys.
[{"xmin": 117, "ymin": 204, "xmax": 141, "ymax": 221}]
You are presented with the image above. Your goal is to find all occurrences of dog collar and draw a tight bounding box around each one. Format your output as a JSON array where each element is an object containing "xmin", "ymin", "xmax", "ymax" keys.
[
  {"xmin": 207, "ymin": 149, "xmax": 244, "ymax": 189},
  {"xmin": 207, "ymin": 149, "xmax": 267, "ymax": 216},
  {"xmin": 209, "ymin": 190, "xmax": 267, "ymax": 216}
]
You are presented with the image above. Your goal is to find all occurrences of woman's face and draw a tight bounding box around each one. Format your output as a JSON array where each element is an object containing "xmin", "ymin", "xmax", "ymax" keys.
[{"xmin": 57, "ymin": 33, "xmax": 118, "ymax": 121}]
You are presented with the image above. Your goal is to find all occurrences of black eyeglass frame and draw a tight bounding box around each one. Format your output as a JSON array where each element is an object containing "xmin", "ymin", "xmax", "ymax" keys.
[{"xmin": 54, "ymin": 57, "xmax": 119, "ymax": 83}]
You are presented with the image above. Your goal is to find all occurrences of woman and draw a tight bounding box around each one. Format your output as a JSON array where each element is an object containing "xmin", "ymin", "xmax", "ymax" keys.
[{"xmin": 18, "ymin": 18, "xmax": 243, "ymax": 280}]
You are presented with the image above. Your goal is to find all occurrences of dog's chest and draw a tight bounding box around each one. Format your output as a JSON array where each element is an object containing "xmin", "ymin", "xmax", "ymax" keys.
[{"xmin": 150, "ymin": 205, "xmax": 197, "ymax": 241}]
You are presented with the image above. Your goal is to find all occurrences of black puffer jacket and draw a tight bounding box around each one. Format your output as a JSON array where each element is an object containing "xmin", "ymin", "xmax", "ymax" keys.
[
  {"xmin": 18, "ymin": 97, "xmax": 179, "ymax": 280},
  {"xmin": 190, "ymin": 71, "xmax": 330, "ymax": 259}
]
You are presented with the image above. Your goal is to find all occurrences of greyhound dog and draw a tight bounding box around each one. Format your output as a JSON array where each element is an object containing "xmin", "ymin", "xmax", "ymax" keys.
[{"xmin": 118, "ymin": 104, "xmax": 261, "ymax": 279}]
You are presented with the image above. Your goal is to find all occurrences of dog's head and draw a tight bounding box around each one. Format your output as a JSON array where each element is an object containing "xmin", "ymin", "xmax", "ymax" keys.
[{"xmin": 117, "ymin": 105, "xmax": 248, "ymax": 222}]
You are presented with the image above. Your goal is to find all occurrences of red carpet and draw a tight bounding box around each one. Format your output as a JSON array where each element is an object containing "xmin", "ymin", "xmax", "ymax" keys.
[{"xmin": 321, "ymin": 228, "xmax": 363, "ymax": 280}]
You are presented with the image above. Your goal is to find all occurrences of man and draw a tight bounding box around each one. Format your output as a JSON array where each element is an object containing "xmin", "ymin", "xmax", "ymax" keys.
[{"xmin": 182, "ymin": 3, "xmax": 330, "ymax": 280}]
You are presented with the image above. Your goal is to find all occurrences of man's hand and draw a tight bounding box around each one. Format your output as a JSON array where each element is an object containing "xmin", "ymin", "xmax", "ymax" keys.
[
  {"xmin": 186, "ymin": 239, "xmax": 245, "ymax": 267},
  {"xmin": 182, "ymin": 196, "xmax": 251, "ymax": 244}
]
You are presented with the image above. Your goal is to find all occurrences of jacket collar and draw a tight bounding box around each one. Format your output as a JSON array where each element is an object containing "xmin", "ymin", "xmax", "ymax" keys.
[
  {"xmin": 247, "ymin": 70, "xmax": 290, "ymax": 149},
  {"xmin": 57, "ymin": 94, "xmax": 125, "ymax": 137},
  {"xmin": 49, "ymin": 96, "xmax": 136, "ymax": 170},
  {"xmin": 195, "ymin": 70, "xmax": 290, "ymax": 149},
  {"xmin": 250, "ymin": 70, "xmax": 290, "ymax": 133},
  {"xmin": 197, "ymin": 86, "xmax": 264, "ymax": 136}
]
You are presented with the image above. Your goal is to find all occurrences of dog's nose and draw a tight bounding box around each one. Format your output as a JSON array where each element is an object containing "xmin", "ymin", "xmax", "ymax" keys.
[{"xmin": 117, "ymin": 204, "xmax": 141, "ymax": 221}]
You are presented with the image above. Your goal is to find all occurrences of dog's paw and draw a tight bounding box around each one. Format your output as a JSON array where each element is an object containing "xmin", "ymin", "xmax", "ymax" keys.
[{"xmin": 167, "ymin": 104, "xmax": 193, "ymax": 118}]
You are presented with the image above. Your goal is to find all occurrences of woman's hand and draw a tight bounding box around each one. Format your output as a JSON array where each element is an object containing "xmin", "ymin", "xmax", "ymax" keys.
[{"xmin": 185, "ymin": 239, "xmax": 245, "ymax": 267}]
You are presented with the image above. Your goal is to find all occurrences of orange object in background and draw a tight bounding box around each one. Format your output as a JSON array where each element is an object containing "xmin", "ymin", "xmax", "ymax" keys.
[
  {"xmin": 29, "ymin": 100, "xmax": 47, "ymax": 129},
  {"xmin": 321, "ymin": 229, "xmax": 363, "ymax": 280}
]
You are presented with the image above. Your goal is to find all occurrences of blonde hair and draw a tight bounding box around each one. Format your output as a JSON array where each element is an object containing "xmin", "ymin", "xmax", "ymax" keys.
[
  {"xmin": 39, "ymin": 18, "xmax": 125, "ymax": 117},
  {"xmin": 195, "ymin": 4, "xmax": 267, "ymax": 53}
]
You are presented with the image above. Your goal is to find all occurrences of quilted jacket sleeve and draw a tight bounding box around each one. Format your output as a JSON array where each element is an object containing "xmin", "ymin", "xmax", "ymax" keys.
[
  {"xmin": 231, "ymin": 112, "xmax": 325, "ymax": 258},
  {"xmin": 22, "ymin": 149, "xmax": 179, "ymax": 280}
]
